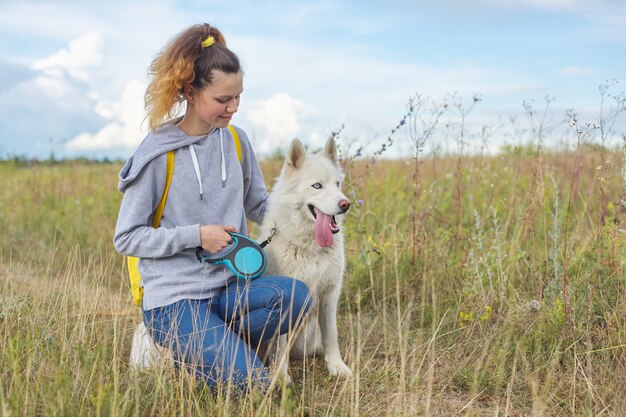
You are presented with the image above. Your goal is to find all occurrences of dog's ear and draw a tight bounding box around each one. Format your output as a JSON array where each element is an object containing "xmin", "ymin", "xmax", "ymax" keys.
[
  {"xmin": 324, "ymin": 136, "xmax": 339, "ymax": 166},
  {"xmin": 286, "ymin": 138, "xmax": 307, "ymax": 172}
]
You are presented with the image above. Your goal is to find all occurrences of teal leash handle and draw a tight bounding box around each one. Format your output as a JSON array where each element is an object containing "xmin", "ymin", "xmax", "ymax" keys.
[{"xmin": 196, "ymin": 232, "xmax": 267, "ymax": 280}]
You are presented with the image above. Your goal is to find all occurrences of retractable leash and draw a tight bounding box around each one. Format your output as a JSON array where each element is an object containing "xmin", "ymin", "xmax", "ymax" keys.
[{"xmin": 196, "ymin": 229, "xmax": 276, "ymax": 280}]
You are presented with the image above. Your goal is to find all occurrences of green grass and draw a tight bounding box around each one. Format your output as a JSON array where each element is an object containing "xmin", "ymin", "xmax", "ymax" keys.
[{"xmin": 1, "ymin": 145, "xmax": 625, "ymax": 416}]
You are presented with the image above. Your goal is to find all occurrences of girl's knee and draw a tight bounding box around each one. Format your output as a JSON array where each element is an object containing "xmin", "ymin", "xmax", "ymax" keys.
[
  {"xmin": 270, "ymin": 276, "xmax": 312, "ymax": 314},
  {"xmin": 264, "ymin": 276, "xmax": 311, "ymax": 309}
]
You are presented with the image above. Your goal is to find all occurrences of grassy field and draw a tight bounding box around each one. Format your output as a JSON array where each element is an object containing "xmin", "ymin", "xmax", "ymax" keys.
[{"xmin": 1, "ymin": 140, "xmax": 625, "ymax": 415}]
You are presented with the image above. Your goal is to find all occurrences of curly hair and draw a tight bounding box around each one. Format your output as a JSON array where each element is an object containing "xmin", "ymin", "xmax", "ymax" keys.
[{"xmin": 144, "ymin": 23, "xmax": 241, "ymax": 131}]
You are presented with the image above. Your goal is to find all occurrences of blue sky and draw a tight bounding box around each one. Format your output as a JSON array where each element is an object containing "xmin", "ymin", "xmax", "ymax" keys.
[{"xmin": 0, "ymin": 0, "xmax": 624, "ymax": 160}]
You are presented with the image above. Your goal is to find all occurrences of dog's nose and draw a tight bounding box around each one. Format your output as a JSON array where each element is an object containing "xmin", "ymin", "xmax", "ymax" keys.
[{"xmin": 338, "ymin": 199, "xmax": 351, "ymax": 213}]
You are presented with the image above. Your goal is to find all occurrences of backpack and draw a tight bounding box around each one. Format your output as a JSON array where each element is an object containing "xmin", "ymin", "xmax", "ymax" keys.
[{"xmin": 127, "ymin": 125, "xmax": 243, "ymax": 307}]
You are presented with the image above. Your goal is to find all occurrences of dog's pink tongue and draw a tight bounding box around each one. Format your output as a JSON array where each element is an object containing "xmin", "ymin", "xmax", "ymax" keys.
[{"xmin": 314, "ymin": 207, "xmax": 334, "ymax": 247}]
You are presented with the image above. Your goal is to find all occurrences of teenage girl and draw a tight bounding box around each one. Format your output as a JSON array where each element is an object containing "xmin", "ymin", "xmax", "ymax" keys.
[{"xmin": 113, "ymin": 23, "xmax": 310, "ymax": 393}]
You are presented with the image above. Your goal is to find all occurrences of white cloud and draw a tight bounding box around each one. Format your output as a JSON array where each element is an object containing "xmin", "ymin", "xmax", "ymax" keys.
[
  {"xmin": 65, "ymin": 80, "xmax": 147, "ymax": 151},
  {"xmin": 9, "ymin": 29, "xmax": 150, "ymax": 153},
  {"xmin": 33, "ymin": 32, "xmax": 103, "ymax": 81},
  {"xmin": 32, "ymin": 71, "xmax": 73, "ymax": 97},
  {"xmin": 24, "ymin": 32, "xmax": 104, "ymax": 101},
  {"xmin": 242, "ymin": 93, "xmax": 306, "ymax": 154}
]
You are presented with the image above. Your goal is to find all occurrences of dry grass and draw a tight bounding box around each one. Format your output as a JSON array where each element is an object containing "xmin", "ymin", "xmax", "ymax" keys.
[{"xmin": 1, "ymin": 145, "xmax": 625, "ymax": 416}]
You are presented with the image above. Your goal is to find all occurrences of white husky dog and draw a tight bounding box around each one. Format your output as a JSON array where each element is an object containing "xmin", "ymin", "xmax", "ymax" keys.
[
  {"xmin": 129, "ymin": 136, "xmax": 352, "ymax": 380},
  {"xmin": 259, "ymin": 136, "xmax": 352, "ymax": 380}
]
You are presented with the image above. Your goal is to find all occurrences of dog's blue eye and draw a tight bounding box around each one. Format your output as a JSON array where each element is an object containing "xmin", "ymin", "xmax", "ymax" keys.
[{"xmin": 312, "ymin": 183, "xmax": 322, "ymax": 189}]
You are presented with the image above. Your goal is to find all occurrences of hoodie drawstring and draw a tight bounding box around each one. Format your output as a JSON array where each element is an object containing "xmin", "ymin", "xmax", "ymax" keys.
[
  {"xmin": 219, "ymin": 128, "xmax": 227, "ymax": 187},
  {"xmin": 188, "ymin": 144, "xmax": 203, "ymax": 200},
  {"xmin": 188, "ymin": 128, "xmax": 228, "ymax": 200}
]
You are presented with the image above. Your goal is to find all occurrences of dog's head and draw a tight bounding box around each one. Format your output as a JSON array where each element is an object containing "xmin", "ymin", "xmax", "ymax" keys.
[{"xmin": 279, "ymin": 136, "xmax": 350, "ymax": 247}]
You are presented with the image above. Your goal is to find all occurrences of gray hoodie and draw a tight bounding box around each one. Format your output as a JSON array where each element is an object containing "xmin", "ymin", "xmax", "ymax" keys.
[{"xmin": 113, "ymin": 121, "xmax": 268, "ymax": 310}]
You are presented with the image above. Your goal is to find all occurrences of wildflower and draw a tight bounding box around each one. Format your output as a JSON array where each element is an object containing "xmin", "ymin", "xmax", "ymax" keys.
[
  {"xmin": 608, "ymin": 201, "xmax": 615, "ymax": 213},
  {"xmin": 459, "ymin": 311, "xmax": 472, "ymax": 320},
  {"xmin": 479, "ymin": 305, "xmax": 492, "ymax": 321},
  {"xmin": 357, "ymin": 199, "xmax": 364, "ymax": 206},
  {"xmin": 459, "ymin": 310, "xmax": 474, "ymax": 327}
]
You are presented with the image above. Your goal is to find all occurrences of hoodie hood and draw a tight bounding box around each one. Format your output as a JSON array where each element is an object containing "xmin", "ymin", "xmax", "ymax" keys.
[{"xmin": 118, "ymin": 119, "xmax": 214, "ymax": 192}]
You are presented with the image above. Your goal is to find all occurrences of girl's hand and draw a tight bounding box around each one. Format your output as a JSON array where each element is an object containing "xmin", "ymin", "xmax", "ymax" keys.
[{"xmin": 200, "ymin": 225, "xmax": 237, "ymax": 253}]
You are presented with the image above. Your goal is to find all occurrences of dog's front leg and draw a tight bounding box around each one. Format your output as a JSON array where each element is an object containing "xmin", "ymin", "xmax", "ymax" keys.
[{"xmin": 318, "ymin": 285, "xmax": 353, "ymax": 377}]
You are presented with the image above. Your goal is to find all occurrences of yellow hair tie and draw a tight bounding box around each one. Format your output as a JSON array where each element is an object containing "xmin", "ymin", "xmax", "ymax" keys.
[{"xmin": 201, "ymin": 35, "xmax": 215, "ymax": 48}]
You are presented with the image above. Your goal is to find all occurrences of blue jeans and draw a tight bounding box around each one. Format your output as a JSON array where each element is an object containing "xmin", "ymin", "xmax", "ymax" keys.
[{"xmin": 142, "ymin": 276, "xmax": 311, "ymax": 393}]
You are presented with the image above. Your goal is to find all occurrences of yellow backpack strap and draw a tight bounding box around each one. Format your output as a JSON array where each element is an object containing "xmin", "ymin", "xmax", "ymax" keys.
[
  {"xmin": 152, "ymin": 150, "xmax": 175, "ymax": 228},
  {"xmin": 127, "ymin": 150, "xmax": 175, "ymax": 306},
  {"xmin": 228, "ymin": 124, "xmax": 242, "ymax": 163}
]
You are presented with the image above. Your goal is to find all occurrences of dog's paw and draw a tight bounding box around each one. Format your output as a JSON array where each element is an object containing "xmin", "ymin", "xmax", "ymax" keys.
[
  {"xmin": 272, "ymin": 359, "xmax": 292, "ymax": 385},
  {"xmin": 326, "ymin": 357, "xmax": 353, "ymax": 377},
  {"xmin": 274, "ymin": 368, "xmax": 292, "ymax": 385},
  {"xmin": 282, "ymin": 372, "xmax": 292, "ymax": 386}
]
